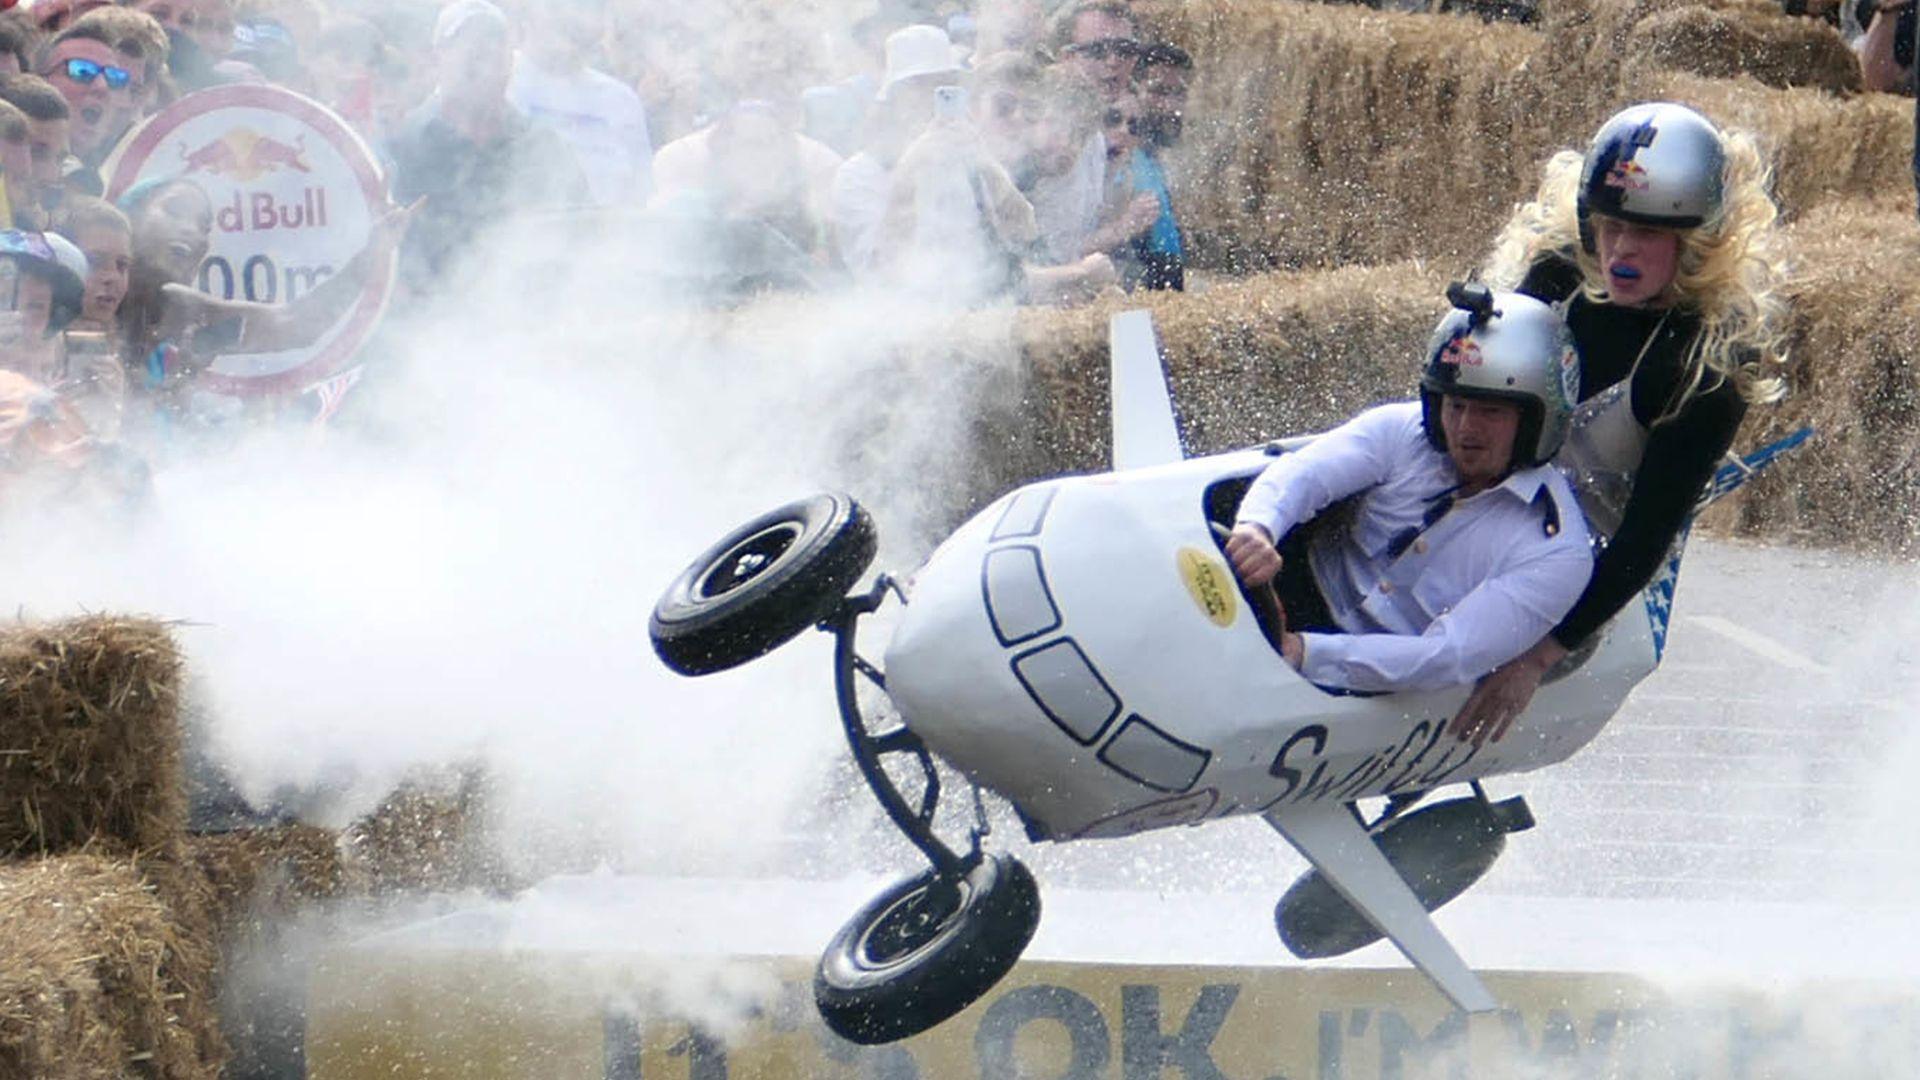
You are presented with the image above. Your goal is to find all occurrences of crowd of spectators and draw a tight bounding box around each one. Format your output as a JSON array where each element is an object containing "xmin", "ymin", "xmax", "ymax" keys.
[
  {"xmin": 0, "ymin": 0, "xmax": 1199, "ymax": 494},
  {"xmin": 2, "ymin": 0, "xmax": 1895, "ymax": 490}
]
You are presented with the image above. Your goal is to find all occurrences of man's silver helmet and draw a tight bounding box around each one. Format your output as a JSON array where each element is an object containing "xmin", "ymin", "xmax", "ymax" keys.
[
  {"xmin": 1420, "ymin": 284, "xmax": 1580, "ymax": 469},
  {"xmin": 1578, "ymin": 102, "xmax": 1726, "ymax": 238}
]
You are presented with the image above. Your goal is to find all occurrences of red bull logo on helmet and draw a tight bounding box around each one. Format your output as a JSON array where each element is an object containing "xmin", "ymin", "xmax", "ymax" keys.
[
  {"xmin": 177, "ymin": 127, "xmax": 313, "ymax": 182},
  {"xmin": 1439, "ymin": 335, "xmax": 1484, "ymax": 367},
  {"xmin": 1603, "ymin": 159, "xmax": 1650, "ymax": 192}
]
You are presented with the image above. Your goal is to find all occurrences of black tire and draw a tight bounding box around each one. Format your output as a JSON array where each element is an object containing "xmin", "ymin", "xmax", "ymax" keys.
[
  {"xmin": 1276, "ymin": 796, "xmax": 1508, "ymax": 959},
  {"xmin": 651, "ymin": 492, "xmax": 876, "ymax": 676},
  {"xmin": 815, "ymin": 854, "xmax": 1041, "ymax": 1045}
]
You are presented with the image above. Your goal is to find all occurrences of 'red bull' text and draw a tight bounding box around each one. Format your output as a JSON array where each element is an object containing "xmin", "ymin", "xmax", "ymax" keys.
[{"xmin": 214, "ymin": 188, "xmax": 331, "ymax": 234}]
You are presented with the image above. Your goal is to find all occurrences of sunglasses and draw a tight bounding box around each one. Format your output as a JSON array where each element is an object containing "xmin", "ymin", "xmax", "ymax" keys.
[
  {"xmin": 1064, "ymin": 37, "xmax": 1140, "ymax": 61},
  {"xmin": 1102, "ymin": 109, "xmax": 1142, "ymax": 135},
  {"xmin": 61, "ymin": 57, "xmax": 135, "ymax": 91}
]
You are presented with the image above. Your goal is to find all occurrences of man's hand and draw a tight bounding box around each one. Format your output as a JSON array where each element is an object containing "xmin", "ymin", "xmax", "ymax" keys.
[
  {"xmin": 1449, "ymin": 636, "xmax": 1569, "ymax": 747},
  {"xmin": 1280, "ymin": 630, "xmax": 1304, "ymax": 669},
  {"xmin": 1225, "ymin": 522, "xmax": 1282, "ymax": 587}
]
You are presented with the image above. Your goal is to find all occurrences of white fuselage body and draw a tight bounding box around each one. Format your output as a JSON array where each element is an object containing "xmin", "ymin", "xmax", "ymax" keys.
[{"xmin": 883, "ymin": 448, "xmax": 1661, "ymax": 842}]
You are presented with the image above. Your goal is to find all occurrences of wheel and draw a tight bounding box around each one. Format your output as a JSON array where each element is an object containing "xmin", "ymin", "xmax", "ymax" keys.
[
  {"xmin": 1276, "ymin": 796, "xmax": 1511, "ymax": 960},
  {"xmin": 815, "ymin": 854, "xmax": 1040, "ymax": 1045},
  {"xmin": 651, "ymin": 492, "xmax": 877, "ymax": 676}
]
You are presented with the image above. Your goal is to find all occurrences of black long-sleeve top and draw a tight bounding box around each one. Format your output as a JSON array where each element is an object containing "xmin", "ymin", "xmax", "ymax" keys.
[{"xmin": 1519, "ymin": 253, "xmax": 1748, "ymax": 649}]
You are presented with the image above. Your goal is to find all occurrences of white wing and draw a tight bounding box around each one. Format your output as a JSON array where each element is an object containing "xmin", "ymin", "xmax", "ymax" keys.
[{"xmin": 1265, "ymin": 802, "xmax": 1500, "ymax": 1014}]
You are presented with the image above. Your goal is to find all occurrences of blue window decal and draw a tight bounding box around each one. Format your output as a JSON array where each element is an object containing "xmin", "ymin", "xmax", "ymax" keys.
[
  {"xmin": 991, "ymin": 486, "xmax": 1056, "ymax": 542},
  {"xmin": 982, "ymin": 545, "xmax": 1061, "ymax": 646},
  {"xmin": 1012, "ymin": 638, "xmax": 1121, "ymax": 745},
  {"xmin": 1098, "ymin": 715, "xmax": 1210, "ymax": 793}
]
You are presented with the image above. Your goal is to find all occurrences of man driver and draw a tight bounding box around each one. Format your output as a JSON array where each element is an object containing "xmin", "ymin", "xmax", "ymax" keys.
[{"xmin": 1226, "ymin": 287, "xmax": 1594, "ymax": 694}]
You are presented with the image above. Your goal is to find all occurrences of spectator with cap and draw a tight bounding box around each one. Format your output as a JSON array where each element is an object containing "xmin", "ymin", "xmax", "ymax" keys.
[
  {"xmin": 829, "ymin": 22, "xmax": 964, "ymax": 277},
  {"xmin": 0, "ymin": 74, "xmax": 70, "ymax": 224},
  {"xmin": 384, "ymin": 0, "xmax": 590, "ymax": 298},
  {"xmin": 0, "ymin": 229, "xmax": 88, "ymax": 388},
  {"xmin": 507, "ymin": 0, "xmax": 654, "ymax": 206}
]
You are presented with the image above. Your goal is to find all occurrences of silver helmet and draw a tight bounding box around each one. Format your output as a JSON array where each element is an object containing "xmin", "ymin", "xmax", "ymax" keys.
[
  {"xmin": 1420, "ymin": 284, "xmax": 1580, "ymax": 469},
  {"xmin": 1578, "ymin": 102, "xmax": 1726, "ymax": 241}
]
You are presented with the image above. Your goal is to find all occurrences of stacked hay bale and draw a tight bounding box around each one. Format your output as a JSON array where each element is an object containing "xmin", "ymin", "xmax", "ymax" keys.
[
  {"xmin": 1544, "ymin": 0, "xmax": 1862, "ymax": 93},
  {"xmin": 1146, "ymin": 0, "xmax": 1911, "ymax": 270},
  {"xmin": 0, "ymin": 617, "xmax": 226, "ymax": 1078},
  {"xmin": 1706, "ymin": 205, "xmax": 1920, "ymax": 551},
  {"xmin": 1001, "ymin": 262, "xmax": 1447, "ymax": 478},
  {"xmin": 1148, "ymin": 0, "xmax": 1566, "ymax": 270},
  {"xmin": 0, "ymin": 856, "xmax": 221, "ymax": 1079}
]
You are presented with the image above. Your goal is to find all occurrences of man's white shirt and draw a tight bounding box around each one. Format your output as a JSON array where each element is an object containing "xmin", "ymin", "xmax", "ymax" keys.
[{"xmin": 1236, "ymin": 401, "xmax": 1593, "ymax": 693}]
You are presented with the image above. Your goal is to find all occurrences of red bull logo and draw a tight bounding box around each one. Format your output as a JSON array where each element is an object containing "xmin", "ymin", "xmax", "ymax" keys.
[
  {"xmin": 1603, "ymin": 159, "xmax": 1649, "ymax": 192},
  {"xmin": 178, "ymin": 127, "xmax": 312, "ymax": 182},
  {"xmin": 1440, "ymin": 336, "xmax": 1483, "ymax": 367}
]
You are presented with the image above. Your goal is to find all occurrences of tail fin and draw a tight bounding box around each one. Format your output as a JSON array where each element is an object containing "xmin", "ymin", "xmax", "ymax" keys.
[{"xmin": 1109, "ymin": 310, "xmax": 1184, "ymax": 470}]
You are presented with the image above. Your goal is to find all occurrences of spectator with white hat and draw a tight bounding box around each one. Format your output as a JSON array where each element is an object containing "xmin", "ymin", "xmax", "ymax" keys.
[{"xmin": 828, "ymin": 22, "xmax": 964, "ymax": 277}]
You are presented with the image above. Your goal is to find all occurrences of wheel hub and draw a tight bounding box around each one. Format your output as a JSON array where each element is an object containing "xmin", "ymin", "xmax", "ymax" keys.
[
  {"xmin": 861, "ymin": 880, "xmax": 966, "ymax": 967},
  {"xmin": 698, "ymin": 522, "xmax": 801, "ymax": 599}
]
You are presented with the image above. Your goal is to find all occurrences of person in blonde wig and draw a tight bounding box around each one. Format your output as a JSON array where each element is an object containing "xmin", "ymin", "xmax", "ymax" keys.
[{"xmin": 1450, "ymin": 101, "xmax": 1788, "ymax": 747}]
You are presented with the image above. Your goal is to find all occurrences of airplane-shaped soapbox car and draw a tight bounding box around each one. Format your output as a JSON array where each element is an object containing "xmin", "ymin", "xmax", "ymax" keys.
[{"xmin": 650, "ymin": 309, "xmax": 1808, "ymax": 1045}]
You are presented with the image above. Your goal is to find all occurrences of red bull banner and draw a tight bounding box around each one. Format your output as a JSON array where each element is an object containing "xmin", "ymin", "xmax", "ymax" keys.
[{"xmin": 103, "ymin": 84, "xmax": 393, "ymax": 396}]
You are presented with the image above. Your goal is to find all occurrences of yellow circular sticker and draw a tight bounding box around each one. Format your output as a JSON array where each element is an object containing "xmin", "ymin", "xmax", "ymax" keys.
[{"xmin": 1176, "ymin": 547, "xmax": 1238, "ymax": 628}]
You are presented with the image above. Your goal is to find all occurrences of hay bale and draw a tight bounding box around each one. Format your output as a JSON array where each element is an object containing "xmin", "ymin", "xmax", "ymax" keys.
[
  {"xmin": 1625, "ymin": 3, "xmax": 1862, "ymax": 92},
  {"xmin": 341, "ymin": 771, "xmax": 515, "ymax": 896},
  {"xmin": 187, "ymin": 825, "xmax": 360, "ymax": 940},
  {"xmin": 1156, "ymin": 0, "xmax": 1565, "ymax": 271},
  {"xmin": 1701, "ymin": 204, "xmax": 1920, "ymax": 551},
  {"xmin": 1001, "ymin": 262, "xmax": 1449, "ymax": 478},
  {"xmin": 1547, "ymin": 0, "xmax": 1861, "ymax": 93},
  {"xmin": 1145, "ymin": 0, "xmax": 1898, "ymax": 270},
  {"xmin": 1642, "ymin": 71, "xmax": 1915, "ymax": 223},
  {"xmin": 0, "ymin": 854, "xmax": 225, "ymax": 1079},
  {"xmin": 0, "ymin": 617, "xmax": 186, "ymax": 857}
]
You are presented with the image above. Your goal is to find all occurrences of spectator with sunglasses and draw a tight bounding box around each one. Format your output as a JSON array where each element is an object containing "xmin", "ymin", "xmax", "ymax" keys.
[
  {"xmin": 1051, "ymin": 1, "xmax": 1140, "ymax": 104},
  {"xmin": 66, "ymin": 9, "xmax": 170, "ymax": 146},
  {"xmin": 37, "ymin": 22, "xmax": 144, "ymax": 192},
  {"xmin": 1086, "ymin": 90, "xmax": 1185, "ymax": 290}
]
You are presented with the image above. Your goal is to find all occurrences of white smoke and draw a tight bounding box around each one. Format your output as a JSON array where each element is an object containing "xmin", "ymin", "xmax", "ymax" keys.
[{"xmin": 3, "ymin": 212, "xmax": 1025, "ymax": 881}]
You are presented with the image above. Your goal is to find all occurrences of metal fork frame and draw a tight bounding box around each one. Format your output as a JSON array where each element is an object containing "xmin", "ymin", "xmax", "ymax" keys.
[{"xmin": 823, "ymin": 576, "xmax": 978, "ymax": 881}]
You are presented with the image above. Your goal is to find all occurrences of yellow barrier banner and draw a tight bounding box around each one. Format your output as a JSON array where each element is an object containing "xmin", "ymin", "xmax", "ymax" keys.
[{"xmin": 309, "ymin": 952, "xmax": 1920, "ymax": 1079}]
